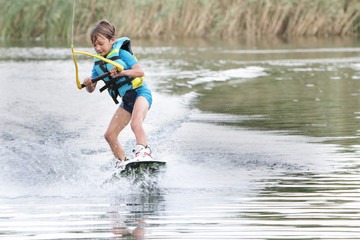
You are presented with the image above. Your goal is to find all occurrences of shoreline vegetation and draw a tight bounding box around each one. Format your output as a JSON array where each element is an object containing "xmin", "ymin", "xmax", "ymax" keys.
[{"xmin": 0, "ymin": 0, "xmax": 359, "ymax": 42}]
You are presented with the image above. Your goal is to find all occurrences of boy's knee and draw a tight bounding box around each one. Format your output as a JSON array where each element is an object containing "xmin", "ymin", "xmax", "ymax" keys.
[
  {"xmin": 104, "ymin": 131, "xmax": 115, "ymax": 143},
  {"xmin": 130, "ymin": 120, "xmax": 141, "ymax": 132}
]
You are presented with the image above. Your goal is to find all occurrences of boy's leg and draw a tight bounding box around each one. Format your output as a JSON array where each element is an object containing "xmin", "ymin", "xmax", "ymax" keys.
[
  {"xmin": 130, "ymin": 96, "xmax": 149, "ymax": 146},
  {"xmin": 104, "ymin": 106, "xmax": 131, "ymax": 160}
]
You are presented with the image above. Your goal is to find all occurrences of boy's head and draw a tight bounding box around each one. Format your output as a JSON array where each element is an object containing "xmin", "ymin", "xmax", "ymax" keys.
[
  {"xmin": 91, "ymin": 20, "xmax": 116, "ymax": 56},
  {"xmin": 91, "ymin": 20, "xmax": 115, "ymax": 44}
]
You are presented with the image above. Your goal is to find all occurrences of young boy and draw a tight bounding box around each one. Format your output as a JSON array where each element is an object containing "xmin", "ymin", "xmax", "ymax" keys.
[{"xmin": 82, "ymin": 20, "xmax": 152, "ymax": 167}]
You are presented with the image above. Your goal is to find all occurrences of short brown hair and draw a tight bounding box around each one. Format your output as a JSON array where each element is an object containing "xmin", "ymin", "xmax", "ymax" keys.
[{"xmin": 90, "ymin": 20, "xmax": 116, "ymax": 44}]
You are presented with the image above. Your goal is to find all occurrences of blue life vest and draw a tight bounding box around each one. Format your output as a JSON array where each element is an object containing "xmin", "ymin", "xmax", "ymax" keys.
[{"xmin": 93, "ymin": 37, "xmax": 144, "ymax": 104}]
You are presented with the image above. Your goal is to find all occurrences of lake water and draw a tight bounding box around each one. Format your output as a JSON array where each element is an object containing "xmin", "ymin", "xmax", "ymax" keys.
[{"xmin": 1, "ymin": 37, "xmax": 360, "ymax": 239}]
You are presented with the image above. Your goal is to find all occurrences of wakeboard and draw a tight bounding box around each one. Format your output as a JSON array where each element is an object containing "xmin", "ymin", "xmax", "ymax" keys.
[{"xmin": 116, "ymin": 159, "xmax": 166, "ymax": 176}]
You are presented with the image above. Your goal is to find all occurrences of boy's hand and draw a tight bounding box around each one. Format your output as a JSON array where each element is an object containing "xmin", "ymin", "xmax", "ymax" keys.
[
  {"xmin": 83, "ymin": 77, "xmax": 92, "ymax": 86},
  {"xmin": 83, "ymin": 77, "xmax": 96, "ymax": 92},
  {"xmin": 110, "ymin": 66, "xmax": 123, "ymax": 77}
]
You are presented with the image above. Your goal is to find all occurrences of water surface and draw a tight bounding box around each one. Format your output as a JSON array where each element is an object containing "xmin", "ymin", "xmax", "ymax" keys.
[{"xmin": 1, "ymin": 37, "xmax": 360, "ymax": 239}]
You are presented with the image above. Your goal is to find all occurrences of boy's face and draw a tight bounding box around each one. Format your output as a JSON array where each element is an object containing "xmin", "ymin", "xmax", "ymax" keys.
[{"xmin": 92, "ymin": 34, "xmax": 115, "ymax": 56}]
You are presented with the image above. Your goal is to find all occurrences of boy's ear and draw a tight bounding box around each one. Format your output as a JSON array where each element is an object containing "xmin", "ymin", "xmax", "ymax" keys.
[{"xmin": 110, "ymin": 36, "xmax": 116, "ymax": 43}]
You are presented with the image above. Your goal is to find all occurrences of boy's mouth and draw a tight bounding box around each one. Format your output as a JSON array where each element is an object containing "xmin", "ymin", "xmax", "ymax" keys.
[{"xmin": 96, "ymin": 49, "xmax": 105, "ymax": 55}]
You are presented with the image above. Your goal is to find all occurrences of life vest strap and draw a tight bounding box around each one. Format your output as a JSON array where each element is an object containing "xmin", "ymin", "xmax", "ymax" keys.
[
  {"xmin": 94, "ymin": 56, "xmax": 120, "ymax": 66},
  {"xmin": 99, "ymin": 76, "xmax": 135, "ymax": 104},
  {"xmin": 99, "ymin": 76, "xmax": 133, "ymax": 92}
]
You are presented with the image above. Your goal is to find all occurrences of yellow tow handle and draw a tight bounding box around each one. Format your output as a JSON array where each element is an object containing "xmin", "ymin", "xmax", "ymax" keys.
[{"xmin": 71, "ymin": 45, "xmax": 124, "ymax": 90}]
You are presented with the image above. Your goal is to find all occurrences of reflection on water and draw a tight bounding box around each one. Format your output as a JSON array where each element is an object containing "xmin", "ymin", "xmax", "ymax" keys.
[
  {"xmin": 151, "ymin": 38, "xmax": 360, "ymax": 148},
  {"xmin": 1, "ymin": 36, "xmax": 360, "ymax": 239},
  {"xmin": 196, "ymin": 63, "xmax": 360, "ymax": 142}
]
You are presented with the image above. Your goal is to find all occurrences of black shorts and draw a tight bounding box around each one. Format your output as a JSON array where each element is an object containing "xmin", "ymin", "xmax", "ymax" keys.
[
  {"xmin": 120, "ymin": 90, "xmax": 138, "ymax": 113},
  {"xmin": 119, "ymin": 84, "xmax": 152, "ymax": 114}
]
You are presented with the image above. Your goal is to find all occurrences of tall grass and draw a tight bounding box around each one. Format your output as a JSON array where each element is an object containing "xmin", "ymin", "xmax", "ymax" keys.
[{"xmin": 0, "ymin": 0, "xmax": 359, "ymax": 42}]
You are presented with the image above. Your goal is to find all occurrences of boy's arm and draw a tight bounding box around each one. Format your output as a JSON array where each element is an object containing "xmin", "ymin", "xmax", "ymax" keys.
[
  {"xmin": 83, "ymin": 65, "xmax": 98, "ymax": 93},
  {"xmin": 110, "ymin": 63, "xmax": 144, "ymax": 78},
  {"xmin": 110, "ymin": 50, "xmax": 144, "ymax": 78}
]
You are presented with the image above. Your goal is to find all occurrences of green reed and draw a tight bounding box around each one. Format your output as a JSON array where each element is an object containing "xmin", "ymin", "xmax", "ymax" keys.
[{"xmin": 0, "ymin": 0, "xmax": 359, "ymax": 42}]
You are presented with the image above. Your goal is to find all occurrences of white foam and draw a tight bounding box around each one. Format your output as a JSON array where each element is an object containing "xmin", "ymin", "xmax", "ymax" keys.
[
  {"xmin": 188, "ymin": 66, "xmax": 267, "ymax": 85},
  {"xmin": 351, "ymin": 63, "xmax": 360, "ymax": 70}
]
